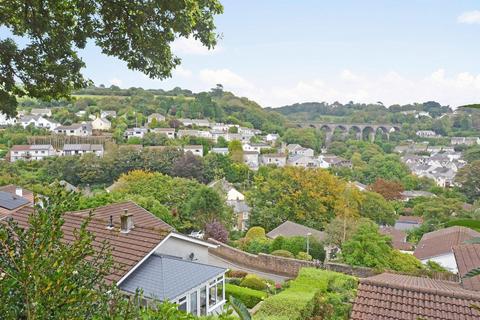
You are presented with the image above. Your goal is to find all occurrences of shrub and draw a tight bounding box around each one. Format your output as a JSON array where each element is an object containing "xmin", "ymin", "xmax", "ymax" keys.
[
  {"xmin": 271, "ymin": 236, "xmax": 325, "ymax": 261},
  {"xmin": 245, "ymin": 226, "xmax": 266, "ymax": 240},
  {"xmin": 254, "ymin": 268, "xmax": 357, "ymax": 320},
  {"xmin": 445, "ymin": 219, "xmax": 480, "ymax": 232},
  {"xmin": 205, "ymin": 220, "xmax": 228, "ymax": 243},
  {"xmin": 271, "ymin": 250, "xmax": 294, "ymax": 258},
  {"xmin": 246, "ymin": 238, "xmax": 272, "ymax": 254},
  {"xmin": 226, "ymin": 270, "xmax": 248, "ymax": 279},
  {"xmin": 296, "ymin": 251, "xmax": 312, "ymax": 261},
  {"xmin": 222, "ymin": 283, "xmax": 267, "ymax": 308},
  {"xmin": 226, "ymin": 278, "xmax": 242, "ymax": 286},
  {"xmin": 240, "ymin": 274, "xmax": 268, "ymax": 291},
  {"xmin": 271, "ymin": 236, "xmax": 286, "ymax": 251}
]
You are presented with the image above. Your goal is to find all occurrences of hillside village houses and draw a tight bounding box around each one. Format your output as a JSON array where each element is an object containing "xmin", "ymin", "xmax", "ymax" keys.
[
  {"xmin": 416, "ymin": 130, "xmax": 438, "ymax": 138},
  {"xmin": 30, "ymin": 108, "xmax": 52, "ymax": 117},
  {"xmin": 10, "ymin": 144, "xmax": 56, "ymax": 162},
  {"xmin": 100, "ymin": 110, "xmax": 117, "ymax": 118},
  {"xmin": 151, "ymin": 127, "xmax": 176, "ymax": 139},
  {"xmin": 18, "ymin": 115, "xmax": 60, "ymax": 131},
  {"xmin": 62, "ymin": 144, "xmax": 104, "ymax": 157},
  {"xmin": 184, "ymin": 145, "xmax": 204, "ymax": 157},
  {"xmin": 147, "ymin": 113, "xmax": 165, "ymax": 124},
  {"xmin": 124, "ymin": 127, "xmax": 149, "ymax": 139},
  {"xmin": 451, "ymin": 136, "xmax": 480, "ymax": 146},
  {"xmin": 55, "ymin": 122, "xmax": 93, "ymax": 136},
  {"xmin": 91, "ymin": 117, "xmax": 112, "ymax": 131}
]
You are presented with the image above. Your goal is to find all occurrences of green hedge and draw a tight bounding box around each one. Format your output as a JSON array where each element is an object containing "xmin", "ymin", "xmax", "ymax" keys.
[
  {"xmin": 222, "ymin": 284, "xmax": 267, "ymax": 308},
  {"xmin": 254, "ymin": 268, "xmax": 357, "ymax": 320},
  {"xmin": 445, "ymin": 219, "xmax": 480, "ymax": 232}
]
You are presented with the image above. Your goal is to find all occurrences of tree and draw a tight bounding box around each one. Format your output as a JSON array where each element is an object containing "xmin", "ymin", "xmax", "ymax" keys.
[
  {"xmin": 0, "ymin": 1, "xmax": 223, "ymax": 116},
  {"xmin": 183, "ymin": 187, "xmax": 232, "ymax": 230},
  {"xmin": 456, "ymin": 160, "xmax": 480, "ymax": 203},
  {"xmin": 205, "ymin": 220, "xmax": 228, "ymax": 243},
  {"xmin": 360, "ymin": 191, "xmax": 396, "ymax": 225},
  {"xmin": 368, "ymin": 178, "xmax": 404, "ymax": 201},
  {"xmin": 172, "ymin": 152, "xmax": 205, "ymax": 182},
  {"xmin": 228, "ymin": 140, "xmax": 244, "ymax": 163}
]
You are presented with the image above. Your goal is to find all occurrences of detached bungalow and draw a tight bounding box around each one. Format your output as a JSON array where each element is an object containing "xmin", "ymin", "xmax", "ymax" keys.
[{"xmin": 10, "ymin": 145, "xmax": 56, "ymax": 162}]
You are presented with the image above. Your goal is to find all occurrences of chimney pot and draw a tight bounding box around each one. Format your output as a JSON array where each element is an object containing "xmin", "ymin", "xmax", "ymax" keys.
[
  {"xmin": 120, "ymin": 210, "xmax": 134, "ymax": 233},
  {"xmin": 15, "ymin": 187, "xmax": 23, "ymax": 197}
]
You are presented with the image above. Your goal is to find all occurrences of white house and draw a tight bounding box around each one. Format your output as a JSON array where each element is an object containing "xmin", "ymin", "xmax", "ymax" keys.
[
  {"xmin": 179, "ymin": 118, "xmax": 210, "ymax": 127},
  {"xmin": 147, "ymin": 113, "xmax": 165, "ymax": 124},
  {"xmin": 243, "ymin": 151, "xmax": 260, "ymax": 169},
  {"xmin": 100, "ymin": 110, "xmax": 117, "ymax": 118},
  {"xmin": 124, "ymin": 127, "xmax": 148, "ymax": 139},
  {"xmin": 10, "ymin": 145, "xmax": 56, "ymax": 162},
  {"xmin": 261, "ymin": 153, "xmax": 287, "ymax": 167},
  {"xmin": 19, "ymin": 115, "xmax": 59, "ymax": 131},
  {"xmin": 286, "ymin": 144, "xmax": 315, "ymax": 157},
  {"xmin": 243, "ymin": 142, "xmax": 270, "ymax": 153},
  {"xmin": 451, "ymin": 137, "xmax": 480, "ymax": 146},
  {"xmin": 416, "ymin": 130, "xmax": 438, "ymax": 138},
  {"xmin": 265, "ymin": 133, "xmax": 279, "ymax": 144},
  {"xmin": 184, "ymin": 145, "xmax": 204, "ymax": 157},
  {"xmin": 151, "ymin": 128, "xmax": 175, "ymax": 139},
  {"xmin": 0, "ymin": 112, "xmax": 17, "ymax": 126},
  {"xmin": 414, "ymin": 226, "xmax": 480, "ymax": 273},
  {"xmin": 211, "ymin": 147, "xmax": 229, "ymax": 156},
  {"xmin": 91, "ymin": 117, "xmax": 111, "ymax": 131},
  {"xmin": 55, "ymin": 122, "xmax": 92, "ymax": 136},
  {"xmin": 30, "ymin": 108, "xmax": 52, "ymax": 117},
  {"xmin": 62, "ymin": 144, "xmax": 104, "ymax": 157},
  {"xmin": 178, "ymin": 129, "xmax": 213, "ymax": 140},
  {"xmin": 287, "ymin": 154, "xmax": 319, "ymax": 168}
]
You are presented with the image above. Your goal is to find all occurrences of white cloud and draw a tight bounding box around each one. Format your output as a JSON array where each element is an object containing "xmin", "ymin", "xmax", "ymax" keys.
[
  {"xmin": 172, "ymin": 37, "xmax": 223, "ymax": 55},
  {"xmin": 172, "ymin": 66, "xmax": 193, "ymax": 78},
  {"xmin": 109, "ymin": 78, "xmax": 122, "ymax": 86},
  {"xmin": 199, "ymin": 68, "xmax": 254, "ymax": 89},
  {"xmin": 457, "ymin": 10, "xmax": 480, "ymax": 24}
]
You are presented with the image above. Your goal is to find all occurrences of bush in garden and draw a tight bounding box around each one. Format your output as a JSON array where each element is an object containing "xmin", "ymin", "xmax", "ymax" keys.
[
  {"xmin": 271, "ymin": 249, "xmax": 294, "ymax": 258},
  {"xmin": 240, "ymin": 274, "xmax": 268, "ymax": 291},
  {"xmin": 296, "ymin": 251, "xmax": 312, "ymax": 261},
  {"xmin": 245, "ymin": 238, "xmax": 272, "ymax": 254},
  {"xmin": 245, "ymin": 226, "xmax": 266, "ymax": 240},
  {"xmin": 271, "ymin": 236, "xmax": 286, "ymax": 251},
  {"xmin": 226, "ymin": 270, "xmax": 248, "ymax": 279},
  {"xmin": 222, "ymin": 284, "xmax": 267, "ymax": 308},
  {"xmin": 271, "ymin": 236, "xmax": 326, "ymax": 261},
  {"xmin": 205, "ymin": 220, "xmax": 228, "ymax": 243}
]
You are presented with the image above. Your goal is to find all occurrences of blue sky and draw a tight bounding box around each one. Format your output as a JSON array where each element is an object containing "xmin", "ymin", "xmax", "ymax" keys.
[{"xmin": 8, "ymin": 1, "xmax": 480, "ymax": 107}]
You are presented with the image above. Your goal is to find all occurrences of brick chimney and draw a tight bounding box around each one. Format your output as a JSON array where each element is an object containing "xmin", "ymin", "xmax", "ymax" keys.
[
  {"xmin": 15, "ymin": 187, "xmax": 23, "ymax": 197},
  {"xmin": 120, "ymin": 209, "xmax": 134, "ymax": 233}
]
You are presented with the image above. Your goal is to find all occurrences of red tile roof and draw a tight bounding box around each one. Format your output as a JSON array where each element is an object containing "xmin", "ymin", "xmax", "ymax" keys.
[
  {"xmin": 379, "ymin": 227, "xmax": 414, "ymax": 251},
  {"xmin": 351, "ymin": 273, "xmax": 480, "ymax": 320},
  {"xmin": 414, "ymin": 226, "xmax": 480, "ymax": 260},
  {"xmin": 454, "ymin": 244, "xmax": 480, "ymax": 292},
  {"xmin": 8, "ymin": 202, "xmax": 172, "ymax": 283},
  {"xmin": 397, "ymin": 215, "xmax": 423, "ymax": 224}
]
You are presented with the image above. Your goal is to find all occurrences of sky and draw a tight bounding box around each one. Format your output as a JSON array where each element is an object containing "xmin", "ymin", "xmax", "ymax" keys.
[{"xmin": 8, "ymin": 1, "xmax": 480, "ymax": 108}]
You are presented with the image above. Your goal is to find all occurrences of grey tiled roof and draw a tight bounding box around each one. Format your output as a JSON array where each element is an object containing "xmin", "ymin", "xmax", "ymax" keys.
[
  {"xmin": 0, "ymin": 191, "xmax": 29, "ymax": 210},
  {"xmin": 119, "ymin": 254, "xmax": 226, "ymax": 301},
  {"xmin": 266, "ymin": 220, "xmax": 325, "ymax": 242}
]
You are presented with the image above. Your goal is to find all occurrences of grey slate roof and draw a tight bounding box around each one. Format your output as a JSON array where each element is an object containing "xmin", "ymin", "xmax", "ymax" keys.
[
  {"xmin": 0, "ymin": 191, "xmax": 30, "ymax": 210},
  {"xmin": 119, "ymin": 254, "xmax": 226, "ymax": 301},
  {"xmin": 266, "ymin": 220, "xmax": 326, "ymax": 242}
]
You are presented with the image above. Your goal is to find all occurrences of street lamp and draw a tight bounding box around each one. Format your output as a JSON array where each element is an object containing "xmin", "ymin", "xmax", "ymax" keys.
[{"xmin": 306, "ymin": 232, "xmax": 312, "ymax": 256}]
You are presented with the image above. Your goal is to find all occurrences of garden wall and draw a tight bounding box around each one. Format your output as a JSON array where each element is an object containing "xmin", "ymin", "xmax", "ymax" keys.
[{"xmin": 208, "ymin": 238, "xmax": 377, "ymax": 278}]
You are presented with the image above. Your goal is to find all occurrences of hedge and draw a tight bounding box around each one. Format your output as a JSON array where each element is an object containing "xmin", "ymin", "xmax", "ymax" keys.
[
  {"xmin": 445, "ymin": 219, "xmax": 480, "ymax": 232},
  {"xmin": 222, "ymin": 283, "xmax": 267, "ymax": 308},
  {"xmin": 240, "ymin": 274, "xmax": 268, "ymax": 291},
  {"xmin": 253, "ymin": 268, "xmax": 357, "ymax": 320}
]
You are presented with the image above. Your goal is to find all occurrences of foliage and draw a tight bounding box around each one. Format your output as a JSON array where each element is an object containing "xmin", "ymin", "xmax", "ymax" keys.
[
  {"xmin": 223, "ymin": 284, "xmax": 267, "ymax": 309},
  {"xmin": 445, "ymin": 219, "xmax": 480, "ymax": 232},
  {"xmin": 183, "ymin": 187, "xmax": 233, "ymax": 229},
  {"xmin": 296, "ymin": 252, "xmax": 313, "ymax": 261},
  {"xmin": 248, "ymin": 167, "xmax": 360, "ymax": 231},
  {"xmin": 254, "ymin": 268, "xmax": 357, "ymax": 320},
  {"xmin": 205, "ymin": 220, "xmax": 229, "ymax": 243},
  {"xmin": 240, "ymin": 274, "xmax": 268, "ymax": 291},
  {"xmin": 227, "ymin": 295, "xmax": 252, "ymax": 320},
  {"xmin": 0, "ymin": 1, "xmax": 223, "ymax": 116},
  {"xmin": 245, "ymin": 227, "xmax": 267, "ymax": 241},
  {"xmin": 226, "ymin": 270, "xmax": 248, "ymax": 279},
  {"xmin": 360, "ymin": 191, "xmax": 397, "ymax": 225},
  {"xmin": 368, "ymin": 179, "xmax": 404, "ymax": 201},
  {"xmin": 456, "ymin": 160, "xmax": 480, "ymax": 203},
  {"xmin": 270, "ymin": 250, "xmax": 295, "ymax": 258}
]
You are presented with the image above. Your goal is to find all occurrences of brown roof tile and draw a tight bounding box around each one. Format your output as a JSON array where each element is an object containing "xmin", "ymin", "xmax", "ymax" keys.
[
  {"xmin": 454, "ymin": 244, "xmax": 480, "ymax": 292},
  {"xmin": 414, "ymin": 226, "xmax": 480, "ymax": 260},
  {"xmin": 9, "ymin": 202, "xmax": 172, "ymax": 284},
  {"xmin": 397, "ymin": 215, "xmax": 424, "ymax": 224},
  {"xmin": 351, "ymin": 273, "xmax": 480, "ymax": 320},
  {"xmin": 380, "ymin": 227, "xmax": 414, "ymax": 251}
]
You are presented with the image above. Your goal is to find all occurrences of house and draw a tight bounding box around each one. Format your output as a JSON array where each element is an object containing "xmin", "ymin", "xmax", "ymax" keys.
[
  {"xmin": 243, "ymin": 142, "xmax": 270, "ymax": 153},
  {"xmin": 287, "ymin": 154, "xmax": 319, "ymax": 168},
  {"xmin": 265, "ymin": 133, "xmax": 280, "ymax": 144},
  {"xmin": 91, "ymin": 117, "xmax": 111, "ymax": 131},
  {"xmin": 18, "ymin": 115, "xmax": 59, "ymax": 131},
  {"xmin": 317, "ymin": 155, "xmax": 352, "ymax": 169},
  {"xmin": 379, "ymin": 226, "xmax": 413, "ymax": 251},
  {"xmin": 261, "ymin": 153, "xmax": 287, "ymax": 167},
  {"xmin": 210, "ymin": 147, "xmax": 229, "ymax": 156},
  {"xmin": 266, "ymin": 221, "xmax": 326, "ymax": 243},
  {"xmin": 351, "ymin": 273, "xmax": 480, "ymax": 320},
  {"xmin": 451, "ymin": 137, "xmax": 480, "ymax": 146},
  {"xmin": 62, "ymin": 144, "xmax": 104, "ymax": 157},
  {"xmin": 394, "ymin": 215, "xmax": 423, "ymax": 231},
  {"xmin": 151, "ymin": 128, "xmax": 176, "ymax": 139},
  {"xmin": 184, "ymin": 145, "xmax": 204, "ymax": 157},
  {"xmin": 286, "ymin": 144, "xmax": 314, "ymax": 157},
  {"xmin": 10, "ymin": 145, "xmax": 56, "ymax": 162},
  {"xmin": 124, "ymin": 127, "xmax": 148, "ymax": 139},
  {"xmin": 225, "ymin": 133, "xmax": 244, "ymax": 142},
  {"xmin": 55, "ymin": 122, "xmax": 92, "ymax": 136},
  {"xmin": 0, "ymin": 185, "xmax": 34, "ymax": 219},
  {"xmin": 0, "ymin": 112, "xmax": 17, "ymax": 126},
  {"xmin": 416, "ymin": 130, "xmax": 438, "ymax": 138},
  {"xmin": 100, "ymin": 110, "xmax": 117, "ymax": 119},
  {"xmin": 30, "ymin": 108, "xmax": 52, "ymax": 117},
  {"xmin": 7, "ymin": 202, "xmax": 227, "ymax": 317},
  {"xmin": 243, "ymin": 151, "xmax": 260, "ymax": 169},
  {"xmin": 401, "ymin": 190, "xmax": 435, "ymax": 201},
  {"xmin": 147, "ymin": 113, "xmax": 165, "ymax": 124},
  {"xmin": 208, "ymin": 179, "xmax": 250, "ymax": 231},
  {"xmin": 352, "ymin": 181, "xmax": 368, "ymax": 192},
  {"xmin": 428, "ymin": 167, "xmax": 456, "ymax": 187},
  {"xmin": 210, "ymin": 130, "xmax": 228, "ymax": 143},
  {"xmin": 179, "ymin": 118, "xmax": 210, "ymax": 127},
  {"xmin": 453, "ymin": 244, "xmax": 480, "ymax": 291},
  {"xmin": 178, "ymin": 129, "xmax": 213, "ymax": 140},
  {"xmin": 414, "ymin": 226, "xmax": 480, "ymax": 273}
]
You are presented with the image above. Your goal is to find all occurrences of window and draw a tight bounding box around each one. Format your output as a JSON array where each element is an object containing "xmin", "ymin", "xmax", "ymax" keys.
[
  {"xmin": 200, "ymin": 286, "xmax": 207, "ymax": 315},
  {"xmin": 190, "ymin": 291, "xmax": 198, "ymax": 315},
  {"xmin": 178, "ymin": 296, "xmax": 187, "ymax": 312}
]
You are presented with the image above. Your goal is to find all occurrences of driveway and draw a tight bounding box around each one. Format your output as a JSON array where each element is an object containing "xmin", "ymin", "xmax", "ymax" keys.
[{"xmin": 208, "ymin": 253, "xmax": 290, "ymax": 283}]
